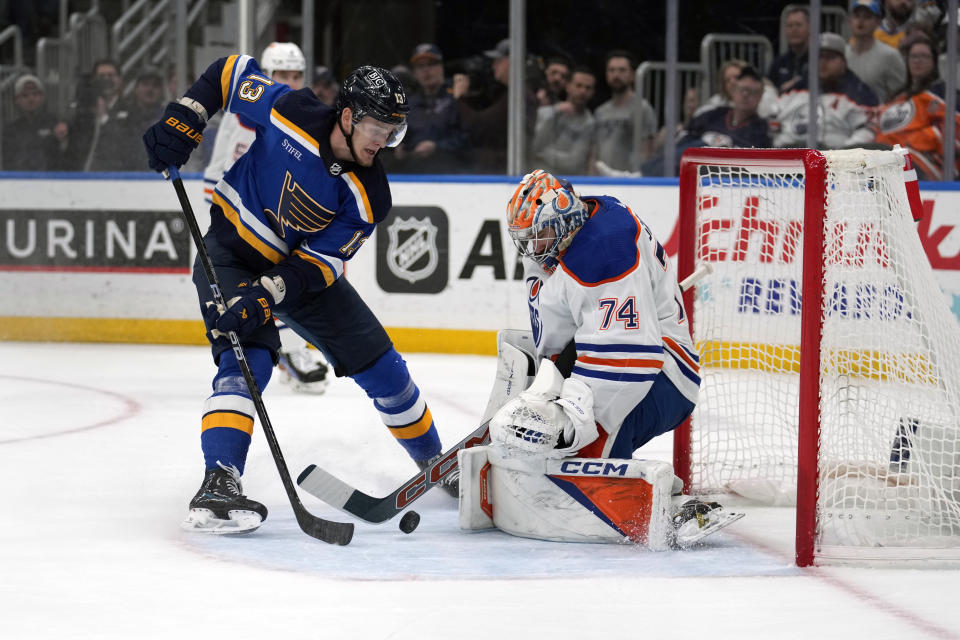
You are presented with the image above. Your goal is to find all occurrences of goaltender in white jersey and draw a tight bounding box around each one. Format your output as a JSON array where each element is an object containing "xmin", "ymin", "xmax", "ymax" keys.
[
  {"xmin": 458, "ymin": 170, "xmax": 741, "ymax": 549},
  {"xmin": 203, "ymin": 42, "xmax": 330, "ymax": 393}
]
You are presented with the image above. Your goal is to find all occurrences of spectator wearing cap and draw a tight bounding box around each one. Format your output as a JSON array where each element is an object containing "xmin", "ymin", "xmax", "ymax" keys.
[
  {"xmin": 847, "ymin": 0, "xmax": 907, "ymax": 102},
  {"xmin": 90, "ymin": 66, "xmax": 166, "ymax": 171},
  {"xmin": 768, "ymin": 6, "xmax": 809, "ymax": 93},
  {"xmin": 1, "ymin": 74, "xmax": 71, "ymax": 171},
  {"xmin": 391, "ymin": 43, "xmax": 469, "ymax": 173},
  {"xmin": 774, "ymin": 32, "xmax": 879, "ymax": 149},
  {"xmin": 532, "ymin": 66, "xmax": 596, "ymax": 175},
  {"xmin": 452, "ymin": 38, "xmax": 536, "ymax": 173},
  {"xmin": 589, "ymin": 49, "xmax": 657, "ymax": 175},
  {"xmin": 312, "ymin": 66, "xmax": 338, "ymax": 106}
]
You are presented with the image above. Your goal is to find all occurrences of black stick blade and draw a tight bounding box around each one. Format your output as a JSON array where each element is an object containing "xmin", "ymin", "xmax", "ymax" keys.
[{"xmin": 296, "ymin": 509, "xmax": 354, "ymax": 545}]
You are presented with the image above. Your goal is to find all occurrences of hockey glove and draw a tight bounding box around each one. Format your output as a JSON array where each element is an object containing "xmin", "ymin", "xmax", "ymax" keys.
[
  {"xmin": 204, "ymin": 276, "xmax": 286, "ymax": 338},
  {"xmin": 490, "ymin": 359, "xmax": 597, "ymax": 457},
  {"xmin": 142, "ymin": 101, "xmax": 205, "ymax": 172}
]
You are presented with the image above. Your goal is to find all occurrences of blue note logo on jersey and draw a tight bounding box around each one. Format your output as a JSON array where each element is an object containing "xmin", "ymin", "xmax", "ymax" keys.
[
  {"xmin": 527, "ymin": 276, "xmax": 544, "ymax": 346},
  {"xmin": 264, "ymin": 171, "xmax": 335, "ymax": 237}
]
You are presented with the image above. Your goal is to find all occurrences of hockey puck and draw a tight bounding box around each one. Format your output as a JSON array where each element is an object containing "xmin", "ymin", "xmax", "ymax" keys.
[{"xmin": 399, "ymin": 510, "xmax": 420, "ymax": 534}]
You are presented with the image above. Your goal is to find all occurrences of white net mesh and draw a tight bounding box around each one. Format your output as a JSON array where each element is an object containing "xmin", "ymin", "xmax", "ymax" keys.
[{"xmin": 685, "ymin": 148, "xmax": 960, "ymax": 561}]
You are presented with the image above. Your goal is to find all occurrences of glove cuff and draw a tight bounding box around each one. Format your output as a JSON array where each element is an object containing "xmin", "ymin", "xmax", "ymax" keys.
[{"xmin": 257, "ymin": 274, "xmax": 286, "ymax": 305}]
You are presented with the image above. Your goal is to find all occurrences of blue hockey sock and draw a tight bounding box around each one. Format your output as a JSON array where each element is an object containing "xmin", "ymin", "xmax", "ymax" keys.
[
  {"xmin": 200, "ymin": 346, "xmax": 273, "ymax": 474},
  {"xmin": 352, "ymin": 348, "xmax": 442, "ymax": 461}
]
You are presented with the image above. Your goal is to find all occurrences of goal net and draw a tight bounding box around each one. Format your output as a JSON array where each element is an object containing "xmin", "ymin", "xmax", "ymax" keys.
[{"xmin": 673, "ymin": 147, "xmax": 960, "ymax": 566}]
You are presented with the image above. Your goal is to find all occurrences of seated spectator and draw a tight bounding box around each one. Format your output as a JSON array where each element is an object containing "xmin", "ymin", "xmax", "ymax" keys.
[
  {"xmin": 536, "ymin": 56, "xmax": 571, "ymax": 106},
  {"xmin": 774, "ymin": 33, "xmax": 879, "ymax": 149},
  {"xmin": 769, "ymin": 6, "xmax": 809, "ymax": 93},
  {"xmin": 531, "ymin": 66, "xmax": 596, "ymax": 175},
  {"xmin": 392, "ymin": 43, "xmax": 469, "ymax": 173},
  {"xmin": 590, "ymin": 49, "xmax": 657, "ymax": 175},
  {"xmin": 90, "ymin": 66, "xmax": 166, "ymax": 171},
  {"xmin": 697, "ymin": 58, "xmax": 778, "ymax": 119},
  {"xmin": 847, "ymin": 0, "xmax": 907, "ymax": 102},
  {"xmin": 311, "ymin": 66, "xmax": 338, "ymax": 106},
  {"xmin": 1, "ymin": 73, "xmax": 71, "ymax": 171},
  {"xmin": 642, "ymin": 66, "xmax": 771, "ymax": 176},
  {"xmin": 877, "ymin": 36, "xmax": 960, "ymax": 179}
]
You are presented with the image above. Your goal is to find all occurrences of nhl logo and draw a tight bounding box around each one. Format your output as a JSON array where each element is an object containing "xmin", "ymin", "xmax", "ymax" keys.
[
  {"xmin": 329, "ymin": 162, "xmax": 342, "ymax": 176},
  {"xmin": 386, "ymin": 216, "xmax": 438, "ymax": 283}
]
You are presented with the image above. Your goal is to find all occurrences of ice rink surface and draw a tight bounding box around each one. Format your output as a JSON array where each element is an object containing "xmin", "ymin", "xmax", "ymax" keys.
[{"xmin": 2, "ymin": 342, "xmax": 959, "ymax": 639}]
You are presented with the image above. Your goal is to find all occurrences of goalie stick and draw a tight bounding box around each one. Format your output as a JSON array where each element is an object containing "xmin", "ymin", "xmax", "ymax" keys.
[
  {"xmin": 165, "ymin": 166, "xmax": 354, "ymax": 546},
  {"xmin": 297, "ymin": 263, "xmax": 713, "ymax": 524}
]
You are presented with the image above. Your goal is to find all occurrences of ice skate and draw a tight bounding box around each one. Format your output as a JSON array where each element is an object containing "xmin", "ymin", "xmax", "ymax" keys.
[
  {"xmin": 416, "ymin": 453, "xmax": 460, "ymax": 499},
  {"xmin": 277, "ymin": 347, "xmax": 329, "ymax": 394},
  {"xmin": 671, "ymin": 498, "xmax": 744, "ymax": 549},
  {"xmin": 182, "ymin": 462, "xmax": 268, "ymax": 534}
]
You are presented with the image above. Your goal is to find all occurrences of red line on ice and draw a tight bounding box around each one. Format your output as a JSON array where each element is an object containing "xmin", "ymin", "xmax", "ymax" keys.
[{"xmin": 0, "ymin": 375, "xmax": 141, "ymax": 445}]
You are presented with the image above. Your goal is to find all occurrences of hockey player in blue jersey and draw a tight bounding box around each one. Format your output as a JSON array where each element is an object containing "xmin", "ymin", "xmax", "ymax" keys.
[{"xmin": 143, "ymin": 57, "xmax": 456, "ymax": 533}]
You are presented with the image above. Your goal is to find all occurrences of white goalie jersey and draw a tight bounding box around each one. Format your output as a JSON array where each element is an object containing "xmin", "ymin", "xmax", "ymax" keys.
[{"xmin": 522, "ymin": 195, "xmax": 700, "ymax": 451}]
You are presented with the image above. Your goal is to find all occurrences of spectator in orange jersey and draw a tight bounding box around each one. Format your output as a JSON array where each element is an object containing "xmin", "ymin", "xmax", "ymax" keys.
[{"xmin": 877, "ymin": 36, "xmax": 960, "ymax": 180}]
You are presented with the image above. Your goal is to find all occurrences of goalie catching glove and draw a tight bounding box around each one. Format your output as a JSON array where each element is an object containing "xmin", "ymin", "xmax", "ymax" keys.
[
  {"xmin": 489, "ymin": 359, "xmax": 597, "ymax": 457},
  {"xmin": 204, "ymin": 275, "xmax": 287, "ymax": 338}
]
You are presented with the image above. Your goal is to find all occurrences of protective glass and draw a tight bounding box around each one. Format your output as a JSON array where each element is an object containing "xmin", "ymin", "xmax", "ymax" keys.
[{"xmin": 354, "ymin": 117, "xmax": 407, "ymax": 148}]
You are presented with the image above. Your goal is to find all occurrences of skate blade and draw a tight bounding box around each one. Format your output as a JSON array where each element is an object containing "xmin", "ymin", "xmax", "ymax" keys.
[
  {"xmin": 674, "ymin": 511, "xmax": 745, "ymax": 549},
  {"xmin": 181, "ymin": 508, "xmax": 263, "ymax": 535}
]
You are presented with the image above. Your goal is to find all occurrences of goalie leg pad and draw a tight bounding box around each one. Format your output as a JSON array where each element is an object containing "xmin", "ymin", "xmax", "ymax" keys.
[{"xmin": 459, "ymin": 446, "xmax": 675, "ymax": 549}]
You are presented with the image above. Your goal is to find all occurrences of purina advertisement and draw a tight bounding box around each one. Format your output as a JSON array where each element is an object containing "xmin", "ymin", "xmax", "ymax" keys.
[{"xmin": 1, "ymin": 174, "xmax": 960, "ymax": 353}]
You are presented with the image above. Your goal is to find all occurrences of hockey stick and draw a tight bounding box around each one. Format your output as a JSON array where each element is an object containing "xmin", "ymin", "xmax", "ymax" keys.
[
  {"xmin": 296, "ymin": 262, "xmax": 714, "ymax": 524},
  {"xmin": 297, "ymin": 420, "xmax": 491, "ymax": 523},
  {"xmin": 164, "ymin": 166, "xmax": 354, "ymax": 545}
]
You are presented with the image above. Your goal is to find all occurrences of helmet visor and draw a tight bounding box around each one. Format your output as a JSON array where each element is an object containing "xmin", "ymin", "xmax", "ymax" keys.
[{"xmin": 354, "ymin": 117, "xmax": 407, "ymax": 148}]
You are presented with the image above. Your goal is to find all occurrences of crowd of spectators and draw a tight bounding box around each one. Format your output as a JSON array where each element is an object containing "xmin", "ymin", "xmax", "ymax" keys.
[
  {"xmin": 2, "ymin": 59, "xmax": 167, "ymax": 171},
  {"xmin": 2, "ymin": 0, "xmax": 959, "ymax": 177}
]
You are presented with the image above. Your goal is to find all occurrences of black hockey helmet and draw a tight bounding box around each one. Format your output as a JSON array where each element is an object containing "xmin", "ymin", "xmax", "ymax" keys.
[{"xmin": 336, "ymin": 65, "xmax": 409, "ymax": 126}]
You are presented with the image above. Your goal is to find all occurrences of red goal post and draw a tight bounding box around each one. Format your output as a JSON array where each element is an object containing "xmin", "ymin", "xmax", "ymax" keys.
[{"xmin": 673, "ymin": 147, "xmax": 960, "ymax": 567}]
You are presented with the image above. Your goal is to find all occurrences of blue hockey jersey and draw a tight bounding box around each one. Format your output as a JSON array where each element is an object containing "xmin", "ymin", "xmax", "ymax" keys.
[{"xmin": 184, "ymin": 55, "xmax": 392, "ymax": 305}]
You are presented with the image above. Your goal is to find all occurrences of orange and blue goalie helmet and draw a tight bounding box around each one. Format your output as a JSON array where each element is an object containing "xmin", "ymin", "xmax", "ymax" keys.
[{"xmin": 506, "ymin": 169, "xmax": 588, "ymax": 271}]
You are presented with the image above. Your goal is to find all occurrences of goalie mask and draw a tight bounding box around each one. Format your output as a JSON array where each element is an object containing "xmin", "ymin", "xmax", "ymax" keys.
[{"xmin": 506, "ymin": 170, "xmax": 589, "ymax": 271}]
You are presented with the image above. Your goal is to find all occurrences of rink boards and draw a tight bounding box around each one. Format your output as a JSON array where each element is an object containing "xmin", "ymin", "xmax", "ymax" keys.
[{"xmin": 1, "ymin": 172, "xmax": 960, "ymax": 354}]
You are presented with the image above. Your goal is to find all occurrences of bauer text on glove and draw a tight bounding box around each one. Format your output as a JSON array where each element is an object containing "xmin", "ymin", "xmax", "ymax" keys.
[
  {"xmin": 142, "ymin": 101, "xmax": 206, "ymax": 172},
  {"xmin": 203, "ymin": 275, "xmax": 286, "ymax": 338}
]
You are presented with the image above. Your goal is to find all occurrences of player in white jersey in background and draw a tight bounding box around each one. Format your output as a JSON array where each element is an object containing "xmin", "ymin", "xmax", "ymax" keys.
[
  {"xmin": 203, "ymin": 42, "xmax": 329, "ymax": 393},
  {"xmin": 466, "ymin": 170, "xmax": 741, "ymax": 548}
]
